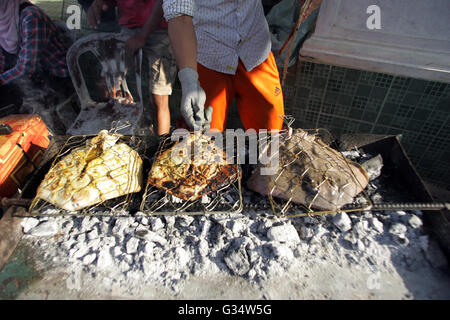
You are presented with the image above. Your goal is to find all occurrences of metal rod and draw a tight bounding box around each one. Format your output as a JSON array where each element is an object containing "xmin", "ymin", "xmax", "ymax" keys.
[{"xmin": 1, "ymin": 197, "xmax": 33, "ymax": 207}]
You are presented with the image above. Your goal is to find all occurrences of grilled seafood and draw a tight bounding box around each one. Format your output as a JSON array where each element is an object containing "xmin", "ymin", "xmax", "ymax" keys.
[
  {"xmin": 247, "ymin": 129, "xmax": 369, "ymax": 211},
  {"xmin": 36, "ymin": 130, "xmax": 143, "ymax": 211},
  {"xmin": 147, "ymin": 133, "xmax": 240, "ymax": 201}
]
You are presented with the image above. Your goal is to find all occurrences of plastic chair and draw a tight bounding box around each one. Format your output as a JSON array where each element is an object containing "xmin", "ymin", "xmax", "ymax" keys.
[{"xmin": 66, "ymin": 32, "xmax": 143, "ymax": 135}]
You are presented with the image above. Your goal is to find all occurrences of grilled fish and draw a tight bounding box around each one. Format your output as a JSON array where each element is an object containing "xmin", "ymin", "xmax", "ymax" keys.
[
  {"xmin": 247, "ymin": 129, "xmax": 369, "ymax": 211},
  {"xmin": 147, "ymin": 133, "xmax": 240, "ymax": 201},
  {"xmin": 36, "ymin": 130, "xmax": 143, "ymax": 211}
]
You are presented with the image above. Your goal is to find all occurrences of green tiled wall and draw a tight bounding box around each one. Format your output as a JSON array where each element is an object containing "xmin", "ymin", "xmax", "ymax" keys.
[{"xmin": 282, "ymin": 61, "xmax": 450, "ymax": 189}]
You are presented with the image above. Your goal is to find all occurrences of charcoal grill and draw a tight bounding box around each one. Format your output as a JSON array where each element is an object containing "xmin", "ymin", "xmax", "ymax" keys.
[{"xmin": 12, "ymin": 129, "xmax": 450, "ymax": 257}]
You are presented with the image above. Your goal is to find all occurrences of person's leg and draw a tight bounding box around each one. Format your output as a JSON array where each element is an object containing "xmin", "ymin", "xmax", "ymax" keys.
[
  {"xmin": 145, "ymin": 29, "xmax": 177, "ymax": 136},
  {"xmin": 197, "ymin": 64, "xmax": 234, "ymax": 132},
  {"xmin": 151, "ymin": 93, "xmax": 171, "ymax": 135},
  {"xmin": 234, "ymin": 51, "xmax": 285, "ymax": 132}
]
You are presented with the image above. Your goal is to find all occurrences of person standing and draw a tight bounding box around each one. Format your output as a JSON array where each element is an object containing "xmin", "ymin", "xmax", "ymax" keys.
[
  {"xmin": 159, "ymin": 0, "xmax": 323, "ymax": 132},
  {"xmin": 158, "ymin": 0, "xmax": 283, "ymax": 133},
  {"xmin": 87, "ymin": 0, "xmax": 177, "ymax": 136}
]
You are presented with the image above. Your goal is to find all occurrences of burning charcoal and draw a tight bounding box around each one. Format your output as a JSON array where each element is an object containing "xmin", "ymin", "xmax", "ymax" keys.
[
  {"xmin": 361, "ymin": 154, "xmax": 383, "ymax": 180},
  {"xmin": 143, "ymin": 242, "xmax": 155, "ymax": 257},
  {"xmin": 143, "ymin": 231, "xmax": 168, "ymax": 247},
  {"xmin": 355, "ymin": 239, "xmax": 365, "ymax": 251},
  {"xmin": 126, "ymin": 237, "xmax": 140, "ymax": 254},
  {"xmin": 177, "ymin": 216, "xmax": 194, "ymax": 228},
  {"xmin": 87, "ymin": 229, "xmax": 98, "ymax": 240},
  {"xmin": 30, "ymin": 221, "xmax": 59, "ymax": 237},
  {"xmin": 73, "ymin": 246, "xmax": 89, "ymax": 259},
  {"xmin": 113, "ymin": 246, "xmax": 122, "ymax": 257},
  {"xmin": 341, "ymin": 150, "xmax": 361, "ymax": 160},
  {"xmin": 87, "ymin": 238, "xmax": 101, "ymax": 249},
  {"xmin": 332, "ymin": 212, "xmax": 352, "ymax": 232},
  {"xmin": 112, "ymin": 218, "xmax": 129, "ymax": 234},
  {"xmin": 174, "ymin": 247, "xmax": 190, "ymax": 269},
  {"xmin": 198, "ymin": 239, "xmax": 209, "ymax": 257},
  {"xmin": 389, "ymin": 223, "xmax": 407, "ymax": 236},
  {"xmin": 149, "ymin": 217, "xmax": 164, "ymax": 231},
  {"xmin": 83, "ymin": 253, "xmax": 97, "ymax": 265},
  {"xmin": 229, "ymin": 219, "xmax": 246, "ymax": 236},
  {"xmin": 118, "ymin": 259, "xmax": 131, "ymax": 273},
  {"xmin": 61, "ymin": 219, "xmax": 74, "ymax": 233},
  {"xmin": 164, "ymin": 215, "xmax": 176, "ymax": 229},
  {"xmin": 369, "ymin": 217, "xmax": 384, "ymax": 234},
  {"xmin": 76, "ymin": 233, "xmax": 86, "ymax": 243},
  {"xmin": 389, "ymin": 223, "xmax": 408, "ymax": 245},
  {"xmin": 270, "ymin": 243, "xmax": 295, "ymax": 262},
  {"xmin": 389, "ymin": 210, "xmax": 407, "ymax": 222},
  {"xmin": 310, "ymin": 224, "xmax": 329, "ymax": 243},
  {"xmin": 224, "ymin": 244, "xmax": 251, "ymax": 276},
  {"xmin": 407, "ymin": 214, "xmax": 423, "ymax": 229},
  {"xmin": 299, "ymin": 225, "xmax": 314, "ymax": 239},
  {"xmin": 139, "ymin": 216, "xmax": 149, "ymax": 226},
  {"xmin": 353, "ymin": 220, "xmax": 369, "ymax": 238},
  {"xmin": 267, "ymin": 224, "xmax": 300, "ymax": 244},
  {"xmin": 21, "ymin": 217, "xmax": 40, "ymax": 234}
]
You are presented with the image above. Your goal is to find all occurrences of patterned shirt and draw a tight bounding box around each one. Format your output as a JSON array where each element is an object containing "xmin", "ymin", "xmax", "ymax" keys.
[
  {"xmin": 0, "ymin": 5, "xmax": 69, "ymax": 86},
  {"xmin": 162, "ymin": 0, "xmax": 272, "ymax": 75}
]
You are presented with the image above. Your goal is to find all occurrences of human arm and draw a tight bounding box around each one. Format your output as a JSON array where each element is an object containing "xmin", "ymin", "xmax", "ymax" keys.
[
  {"xmin": 168, "ymin": 15, "xmax": 212, "ymax": 131},
  {"xmin": 86, "ymin": 0, "xmax": 117, "ymax": 28},
  {"xmin": 0, "ymin": 11, "xmax": 43, "ymax": 86},
  {"xmin": 125, "ymin": 0, "xmax": 165, "ymax": 55},
  {"xmin": 162, "ymin": 1, "xmax": 212, "ymax": 131}
]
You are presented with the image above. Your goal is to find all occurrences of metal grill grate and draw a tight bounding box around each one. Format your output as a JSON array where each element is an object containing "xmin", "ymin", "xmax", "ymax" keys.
[
  {"xmin": 28, "ymin": 131, "xmax": 147, "ymax": 217},
  {"xmin": 140, "ymin": 133, "xmax": 243, "ymax": 215}
]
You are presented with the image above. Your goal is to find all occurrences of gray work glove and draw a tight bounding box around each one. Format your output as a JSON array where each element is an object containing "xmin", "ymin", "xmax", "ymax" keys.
[{"xmin": 178, "ymin": 68, "xmax": 213, "ymax": 132}]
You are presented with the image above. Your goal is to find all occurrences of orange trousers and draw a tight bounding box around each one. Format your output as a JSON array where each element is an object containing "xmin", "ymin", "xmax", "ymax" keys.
[{"xmin": 197, "ymin": 52, "xmax": 285, "ymax": 132}]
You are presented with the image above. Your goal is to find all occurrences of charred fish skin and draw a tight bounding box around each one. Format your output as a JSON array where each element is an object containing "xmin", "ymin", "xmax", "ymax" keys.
[
  {"xmin": 35, "ymin": 130, "xmax": 143, "ymax": 212},
  {"xmin": 247, "ymin": 129, "xmax": 369, "ymax": 212},
  {"xmin": 147, "ymin": 133, "xmax": 240, "ymax": 202}
]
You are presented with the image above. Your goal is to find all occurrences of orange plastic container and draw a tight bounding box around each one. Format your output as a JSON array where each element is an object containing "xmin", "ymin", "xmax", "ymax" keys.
[{"xmin": 0, "ymin": 114, "xmax": 50, "ymax": 197}]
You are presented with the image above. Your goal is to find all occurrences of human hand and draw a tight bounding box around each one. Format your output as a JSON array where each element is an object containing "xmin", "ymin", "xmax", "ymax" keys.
[
  {"xmin": 125, "ymin": 34, "xmax": 146, "ymax": 56},
  {"xmin": 87, "ymin": 0, "xmax": 110, "ymax": 29},
  {"xmin": 178, "ymin": 68, "xmax": 213, "ymax": 132}
]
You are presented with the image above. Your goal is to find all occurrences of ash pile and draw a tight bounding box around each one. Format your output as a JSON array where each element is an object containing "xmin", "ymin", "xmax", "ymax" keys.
[{"xmin": 17, "ymin": 148, "xmax": 450, "ymax": 298}]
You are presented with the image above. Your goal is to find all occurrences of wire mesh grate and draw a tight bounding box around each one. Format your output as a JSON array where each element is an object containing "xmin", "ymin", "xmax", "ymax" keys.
[
  {"xmin": 246, "ymin": 128, "xmax": 373, "ymax": 218},
  {"xmin": 28, "ymin": 131, "xmax": 147, "ymax": 217},
  {"xmin": 140, "ymin": 132, "xmax": 243, "ymax": 215}
]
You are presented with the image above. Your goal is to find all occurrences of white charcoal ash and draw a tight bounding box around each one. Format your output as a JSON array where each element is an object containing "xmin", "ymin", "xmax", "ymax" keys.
[
  {"xmin": 267, "ymin": 223, "xmax": 301, "ymax": 244},
  {"xmin": 332, "ymin": 212, "xmax": 352, "ymax": 232},
  {"xmin": 369, "ymin": 217, "xmax": 384, "ymax": 234},
  {"xmin": 361, "ymin": 154, "xmax": 383, "ymax": 181},
  {"xmin": 21, "ymin": 217, "xmax": 40, "ymax": 233},
  {"xmin": 29, "ymin": 221, "xmax": 59, "ymax": 237},
  {"xmin": 19, "ymin": 161, "xmax": 436, "ymax": 298},
  {"xmin": 340, "ymin": 150, "xmax": 362, "ymax": 160}
]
